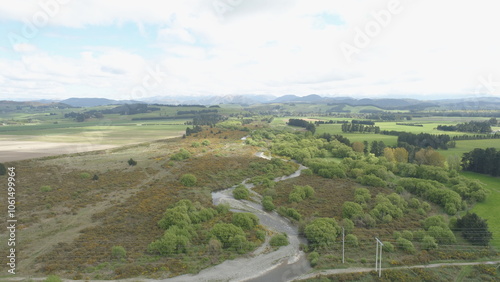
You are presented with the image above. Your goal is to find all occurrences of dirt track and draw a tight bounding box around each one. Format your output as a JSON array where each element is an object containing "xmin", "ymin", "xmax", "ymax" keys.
[{"xmin": 0, "ymin": 140, "xmax": 117, "ymax": 162}]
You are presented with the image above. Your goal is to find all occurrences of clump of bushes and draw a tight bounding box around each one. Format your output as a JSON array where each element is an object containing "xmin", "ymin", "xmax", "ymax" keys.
[
  {"xmin": 270, "ymin": 234, "xmax": 289, "ymax": 247},
  {"xmin": 170, "ymin": 148, "xmax": 191, "ymax": 161},
  {"xmin": 233, "ymin": 184, "xmax": 250, "ymax": 200},
  {"xmin": 288, "ymin": 185, "xmax": 314, "ymax": 203},
  {"xmin": 180, "ymin": 174, "xmax": 197, "ymax": 187}
]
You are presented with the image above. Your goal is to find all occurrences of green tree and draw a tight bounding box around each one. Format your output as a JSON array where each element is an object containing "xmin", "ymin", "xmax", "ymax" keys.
[
  {"xmin": 304, "ymin": 218, "xmax": 340, "ymax": 247},
  {"xmin": 457, "ymin": 212, "xmax": 492, "ymax": 246},
  {"xmin": 180, "ymin": 174, "xmax": 197, "ymax": 187},
  {"xmin": 232, "ymin": 213, "xmax": 259, "ymax": 230},
  {"xmin": 342, "ymin": 201, "xmax": 363, "ymax": 219},
  {"xmin": 210, "ymin": 223, "xmax": 246, "ymax": 248},
  {"xmin": 396, "ymin": 237, "xmax": 416, "ymax": 254},
  {"xmin": 422, "ymin": 235, "xmax": 438, "ymax": 250}
]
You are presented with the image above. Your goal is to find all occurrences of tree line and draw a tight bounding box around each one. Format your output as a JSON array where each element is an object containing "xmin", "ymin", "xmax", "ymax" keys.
[
  {"xmin": 437, "ymin": 121, "xmax": 492, "ymax": 133},
  {"xmin": 287, "ymin": 119, "xmax": 316, "ymax": 133},
  {"xmin": 462, "ymin": 148, "xmax": 500, "ymax": 176}
]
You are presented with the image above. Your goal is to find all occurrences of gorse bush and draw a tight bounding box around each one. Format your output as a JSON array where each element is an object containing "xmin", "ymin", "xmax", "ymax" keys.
[
  {"xmin": 233, "ymin": 184, "xmax": 249, "ymax": 200},
  {"xmin": 111, "ymin": 246, "xmax": 126, "ymax": 259},
  {"xmin": 170, "ymin": 148, "xmax": 191, "ymax": 161},
  {"xmin": 180, "ymin": 174, "xmax": 197, "ymax": 187},
  {"xmin": 270, "ymin": 234, "xmax": 289, "ymax": 247}
]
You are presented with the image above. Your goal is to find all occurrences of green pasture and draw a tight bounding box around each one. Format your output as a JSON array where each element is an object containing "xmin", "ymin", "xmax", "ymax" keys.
[
  {"xmin": 439, "ymin": 139, "xmax": 500, "ymax": 158},
  {"xmin": 462, "ymin": 172, "xmax": 500, "ymax": 250}
]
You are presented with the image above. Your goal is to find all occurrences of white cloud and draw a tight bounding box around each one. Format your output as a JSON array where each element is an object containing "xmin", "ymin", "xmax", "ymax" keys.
[{"xmin": 1, "ymin": 0, "xmax": 500, "ymax": 100}]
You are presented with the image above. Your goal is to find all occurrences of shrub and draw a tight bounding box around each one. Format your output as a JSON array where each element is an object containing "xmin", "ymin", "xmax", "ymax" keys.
[
  {"xmin": 170, "ymin": 149, "xmax": 191, "ymax": 161},
  {"xmin": 210, "ymin": 223, "xmax": 245, "ymax": 248},
  {"xmin": 207, "ymin": 237, "xmax": 222, "ymax": 255},
  {"xmin": 402, "ymin": 230, "xmax": 414, "ymax": 241},
  {"xmin": 422, "ymin": 235, "xmax": 438, "ymax": 250},
  {"xmin": 358, "ymin": 174, "xmax": 387, "ymax": 187},
  {"xmin": 256, "ymin": 230, "xmax": 266, "ymax": 241},
  {"xmin": 354, "ymin": 188, "xmax": 371, "ymax": 202},
  {"xmin": 191, "ymin": 142, "xmax": 201, "ymax": 147},
  {"xmin": 346, "ymin": 234, "xmax": 359, "ymax": 247},
  {"xmin": 396, "ymin": 237, "xmax": 416, "ymax": 254},
  {"xmin": 413, "ymin": 230, "xmax": 426, "ymax": 242},
  {"xmin": 270, "ymin": 234, "xmax": 289, "ymax": 247},
  {"xmin": 80, "ymin": 172, "xmax": 91, "ymax": 179},
  {"xmin": 230, "ymin": 234, "xmax": 251, "ymax": 254},
  {"xmin": 202, "ymin": 139, "xmax": 211, "ymax": 146},
  {"xmin": 216, "ymin": 203, "xmax": 230, "ymax": 214},
  {"xmin": 40, "ymin": 185, "xmax": 52, "ymax": 192},
  {"xmin": 427, "ymin": 226, "xmax": 456, "ymax": 244},
  {"xmin": 286, "ymin": 208, "xmax": 302, "ymax": 221},
  {"xmin": 92, "ymin": 174, "xmax": 99, "ymax": 181},
  {"xmin": 128, "ymin": 158, "xmax": 137, "ymax": 166},
  {"xmin": 180, "ymin": 174, "xmax": 197, "ymax": 187},
  {"xmin": 111, "ymin": 246, "xmax": 127, "ymax": 259},
  {"xmin": 341, "ymin": 218, "xmax": 355, "ymax": 234},
  {"xmin": 308, "ymin": 251, "xmax": 320, "ymax": 267},
  {"xmin": 342, "ymin": 201, "xmax": 363, "ymax": 219},
  {"xmin": 233, "ymin": 185, "xmax": 249, "ymax": 200},
  {"xmin": 423, "ymin": 215, "xmax": 447, "ymax": 230},
  {"xmin": 289, "ymin": 185, "xmax": 314, "ymax": 203},
  {"xmin": 382, "ymin": 241, "xmax": 394, "ymax": 252},
  {"xmin": 305, "ymin": 218, "xmax": 340, "ymax": 247},
  {"xmin": 262, "ymin": 196, "xmax": 275, "ymax": 211},
  {"xmin": 232, "ymin": 213, "xmax": 259, "ymax": 230}
]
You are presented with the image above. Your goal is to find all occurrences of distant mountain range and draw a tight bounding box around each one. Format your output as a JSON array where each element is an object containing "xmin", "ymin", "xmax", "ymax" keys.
[{"xmin": 8, "ymin": 95, "xmax": 500, "ymax": 110}]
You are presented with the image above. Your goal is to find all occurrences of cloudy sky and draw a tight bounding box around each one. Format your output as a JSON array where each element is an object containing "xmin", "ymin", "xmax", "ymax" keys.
[{"xmin": 1, "ymin": 0, "xmax": 499, "ymax": 101}]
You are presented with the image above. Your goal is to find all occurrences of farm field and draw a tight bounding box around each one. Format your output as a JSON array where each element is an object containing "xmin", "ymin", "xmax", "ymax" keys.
[{"xmin": 464, "ymin": 172, "xmax": 500, "ymax": 249}]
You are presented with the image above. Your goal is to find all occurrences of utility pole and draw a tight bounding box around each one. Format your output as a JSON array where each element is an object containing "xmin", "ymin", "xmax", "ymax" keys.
[
  {"xmin": 342, "ymin": 227, "xmax": 345, "ymax": 264},
  {"xmin": 375, "ymin": 237, "xmax": 384, "ymax": 277}
]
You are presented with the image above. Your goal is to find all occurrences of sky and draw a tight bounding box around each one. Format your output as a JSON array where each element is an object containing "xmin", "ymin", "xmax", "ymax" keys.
[{"xmin": 0, "ymin": 0, "xmax": 499, "ymax": 101}]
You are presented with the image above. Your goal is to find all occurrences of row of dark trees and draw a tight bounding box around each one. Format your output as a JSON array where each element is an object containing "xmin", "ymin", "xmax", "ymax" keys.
[
  {"xmin": 462, "ymin": 148, "xmax": 500, "ymax": 176},
  {"xmin": 341, "ymin": 122, "xmax": 380, "ymax": 133},
  {"xmin": 437, "ymin": 121, "xmax": 492, "ymax": 133},
  {"xmin": 452, "ymin": 133, "xmax": 500, "ymax": 140},
  {"xmin": 192, "ymin": 114, "xmax": 227, "ymax": 126},
  {"xmin": 393, "ymin": 132, "xmax": 451, "ymax": 150},
  {"xmin": 177, "ymin": 109, "xmax": 218, "ymax": 115},
  {"xmin": 287, "ymin": 119, "xmax": 316, "ymax": 134}
]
